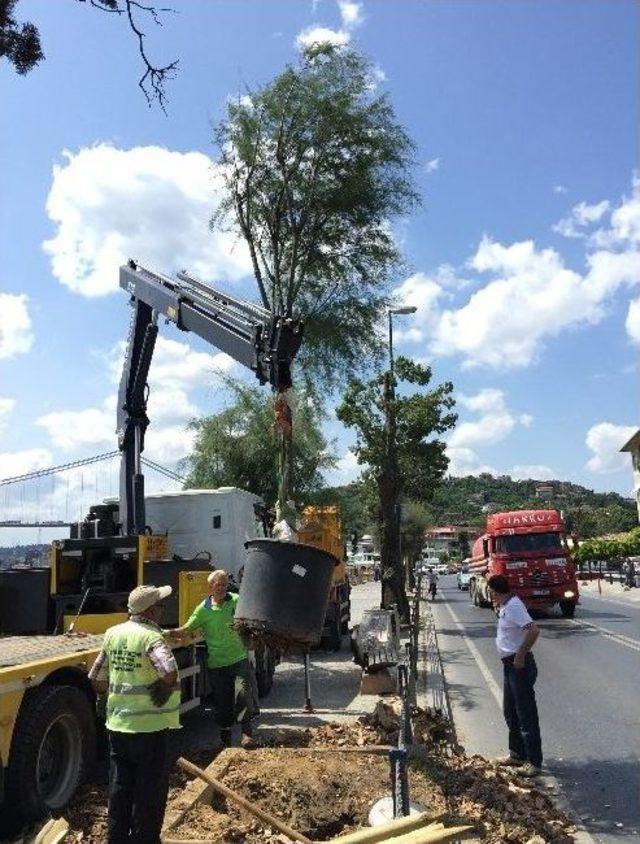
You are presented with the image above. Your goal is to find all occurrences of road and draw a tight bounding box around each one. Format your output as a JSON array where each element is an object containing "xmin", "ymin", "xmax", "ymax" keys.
[{"xmin": 432, "ymin": 575, "xmax": 640, "ymax": 843}]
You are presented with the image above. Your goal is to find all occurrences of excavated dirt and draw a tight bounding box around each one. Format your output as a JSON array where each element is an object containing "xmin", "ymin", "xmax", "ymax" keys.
[{"xmin": 62, "ymin": 702, "xmax": 576, "ymax": 843}]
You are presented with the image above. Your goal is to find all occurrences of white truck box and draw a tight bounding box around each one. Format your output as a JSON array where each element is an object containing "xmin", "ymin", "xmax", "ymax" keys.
[{"xmin": 144, "ymin": 488, "xmax": 265, "ymax": 577}]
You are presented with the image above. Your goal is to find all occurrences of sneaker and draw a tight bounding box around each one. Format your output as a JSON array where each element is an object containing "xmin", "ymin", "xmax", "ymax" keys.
[
  {"xmin": 495, "ymin": 755, "xmax": 524, "ymax": 767},
  {"xmin": 518, "ymin": 762, "xmax": 542, "ymax": 777},
  {"xmin": 219, "ymin": 728, "xmax": 232, "ymax": 748}
]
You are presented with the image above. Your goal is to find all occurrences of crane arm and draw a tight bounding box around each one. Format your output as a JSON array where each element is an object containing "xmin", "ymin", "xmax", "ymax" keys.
[{"xmin": 117, "ymin": 260, "xmax": 303, "ymax": 535}]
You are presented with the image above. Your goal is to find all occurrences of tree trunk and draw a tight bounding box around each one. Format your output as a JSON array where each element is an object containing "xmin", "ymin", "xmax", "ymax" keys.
[{"xmin": 379, "ymin": 373, "xmax": 409, "ymax": 622}]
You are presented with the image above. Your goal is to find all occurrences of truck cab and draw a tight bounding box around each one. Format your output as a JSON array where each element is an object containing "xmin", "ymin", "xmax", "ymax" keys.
[{"xmin": 470, "ymin": 509, "xmax": 579, "ymax": 617}]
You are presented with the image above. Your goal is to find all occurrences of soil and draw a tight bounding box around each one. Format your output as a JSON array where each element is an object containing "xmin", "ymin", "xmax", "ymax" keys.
[{"xmin": 61, "ymin": 701, "xmax": 576, "ymax": 843}]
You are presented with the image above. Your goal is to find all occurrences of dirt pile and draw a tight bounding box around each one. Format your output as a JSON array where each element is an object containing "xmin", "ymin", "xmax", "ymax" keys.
[
  {"xmin": 167, "ymin": 703, "xmax": 575, "ymax": 844},
  {"xmin": 63, "ymin": 703, "xmax": 576, "ymax": 843}
]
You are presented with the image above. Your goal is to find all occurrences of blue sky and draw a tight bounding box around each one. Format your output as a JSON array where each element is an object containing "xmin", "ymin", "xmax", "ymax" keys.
[{"xmin": 1, "ymin": 0, "xmax": 639, "ymax": 541}]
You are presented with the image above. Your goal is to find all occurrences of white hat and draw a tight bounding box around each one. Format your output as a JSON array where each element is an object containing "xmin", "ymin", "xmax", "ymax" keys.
[{"xmin": 128, "ymin": 584, "xmax": 172, "ymax": 614}]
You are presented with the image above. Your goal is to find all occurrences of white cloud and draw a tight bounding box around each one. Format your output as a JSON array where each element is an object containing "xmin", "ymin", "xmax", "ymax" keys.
[
  {"xmin": 337, "ymin": 0, "xmax": 363, "ymax": 28},
  {"xmin": 553, "ymin": 185, "xmax": 567, "ymax": 195},
  {"xmin": 38, "ymin": 336, "xmax": 236, "ymax": 466},
  {"xmin": 626, "ymin": 297, "xmax": 640, "ymax": 345},
  {"xmin": 0, "ymin": 292, "xmax": 33, "ymax": 359},
  {"xmin": 324, "ymin": 449, "xmax": 361, "ymax": 485},
  {"xmin": 553, "ymin": 200, "xmax": 610, "ymax": 238},
  {"xmin": 446, "ymin": 389, "xmax": 531, "ymax": 477},
  {"xmin": 449, "ymin": 389, "xmax": 527, "ymax": 450},
  {"xmin": 43, "ymin": 144, "xmax": 252, "ymax": 297},
  {"xmin": 0, "ymin": 448, "xmax": 53, "ymax": 480},
  {"xmin": 0, "ymin": 398, "xmax": 15, "ymax": 432},
  {"xmin": 446, "ymin": 446, "xmax": 496, "ymax": 477},
  {"xmin": 425, "ymin": 158, "xmax": 440, "ymax": 174},
  {"xmin": 585, "ymin": 422, "xmax": 636, "ymax": 473},
  {"xmin": 510, "ymin": 464, "xmax": 554, "ymax": 480},
  {"xmin": 296, "ymin": 26, "xmax": 350, "ymax": 49},
  {"xmin": 404, "ymin": 225, "xmax": 640, "ymax": 370},
  {"xmin": 37, "ymin": 399, "xmax": 115, "ymax": 451},
  {"xmin": 391, "ymin": 178, "xmax": 640, "ymax": 370}
]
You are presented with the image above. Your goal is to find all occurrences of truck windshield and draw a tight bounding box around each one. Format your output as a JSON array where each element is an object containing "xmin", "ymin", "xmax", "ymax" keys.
[{"xmin": 494, "ymin": 532, "xmax": 563, "ymax": 554}]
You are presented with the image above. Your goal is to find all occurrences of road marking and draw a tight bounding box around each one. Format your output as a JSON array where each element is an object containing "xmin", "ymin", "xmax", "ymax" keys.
[
  {"xmin": 581, "ymin": 591, "xmax": 640, "ymax": 612},
  {"xmin": 569, "ymin": 618, "xmax": 640, "ymax": 653},
  {"xmin": 439, "ymin": 594, "xmax": 503, "ymax": 707},
  {"xmin": 438, "ymin": 590, "xmax": 598, "ymax": 844}
]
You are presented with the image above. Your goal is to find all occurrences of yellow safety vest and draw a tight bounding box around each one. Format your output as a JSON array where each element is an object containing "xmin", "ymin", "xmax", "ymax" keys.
[{"xmin": 104, "ymin": 619, "xmax": 180, "ymax": 733}]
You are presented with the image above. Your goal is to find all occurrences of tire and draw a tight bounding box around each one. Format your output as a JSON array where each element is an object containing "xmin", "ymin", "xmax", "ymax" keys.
[
  {"xmin": 7, "ymin": 684, "xmax": 96, "ymax": 823},
  {"xmin": 457, "ymin": 583, "xmax": 462, "ymax": 590},
  {"xmin": 559, "ymin": 600, "xmax": 576, "ymax": 619},
  {"xmin": 255, "ymin": 644, "xmax": 275, "ymax": 698},
  {"xmin": 322, "ymin": 613, "xmax": 342, "ymax": 652}
]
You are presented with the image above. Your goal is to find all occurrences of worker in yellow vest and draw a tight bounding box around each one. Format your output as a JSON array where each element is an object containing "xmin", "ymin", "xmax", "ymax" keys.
[{"xmin": 89, "ymin": 584, "xmax": 180, "ymax": 844}]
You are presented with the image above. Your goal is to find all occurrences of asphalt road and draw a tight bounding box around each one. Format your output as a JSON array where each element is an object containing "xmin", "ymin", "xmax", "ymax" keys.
[{"xmin": 432, "ymin": 575, "xmax": 640, "ymax": 844}]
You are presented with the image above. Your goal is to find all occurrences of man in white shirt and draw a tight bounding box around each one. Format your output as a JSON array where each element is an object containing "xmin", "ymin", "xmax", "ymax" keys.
[{"xmin": 488, "ymin": 574, "xmax": 542, "ymax": 777}]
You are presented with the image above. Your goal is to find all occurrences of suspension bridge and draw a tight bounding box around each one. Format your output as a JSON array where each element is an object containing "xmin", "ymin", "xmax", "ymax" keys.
[{"xmin": 0, "ymin": 451, "xmax": 185, "ymax": 531}]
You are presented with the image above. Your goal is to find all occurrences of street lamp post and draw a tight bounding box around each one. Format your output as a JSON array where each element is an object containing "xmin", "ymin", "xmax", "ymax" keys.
[{"xmin": 382, "ymin": 306, "xmax": 417, "ymax": 615}]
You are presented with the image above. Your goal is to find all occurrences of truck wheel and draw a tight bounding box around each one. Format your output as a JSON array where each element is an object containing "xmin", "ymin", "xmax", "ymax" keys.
[
  {"xmin": 321, "ymin": 614, "xmax": 342, "ymax": 652},
  {"xmin": 559, "ymin": 600, "xmax": 576, "ymax": 619},
  {"xmin": 255, "ymin": 645, "xmax": 275, "ymax": 698},
  {"xmin": 7, "ymin": 684, "xmax": 96, "ymax": 822}
]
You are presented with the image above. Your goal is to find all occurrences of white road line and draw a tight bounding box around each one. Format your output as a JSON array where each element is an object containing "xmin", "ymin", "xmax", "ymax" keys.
[
  {"xmin": 581, "ymin": 592, "xmax": 640, "ymax": 612},
  {"xmin": 439, "ymin": 594, "xmax": 502, "ymax": 707},
  {"xmin": 438, "ymin": 591, "xmax": 598, "ymax": 844},
  {"xmin": 570, "ymin": 618, "xmax": 640, "ymax": 653}
]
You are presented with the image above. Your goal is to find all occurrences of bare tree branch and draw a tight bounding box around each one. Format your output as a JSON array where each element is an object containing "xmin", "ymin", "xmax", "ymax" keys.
[{"xmin": 77, "ymin": 0, "xmax": 178, "ymax": 111}]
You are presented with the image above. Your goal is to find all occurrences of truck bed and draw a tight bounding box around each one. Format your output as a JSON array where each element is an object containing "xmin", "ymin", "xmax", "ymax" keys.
[{"xmin": 0, "ymin": 634, "xmax": 104, "ymax": 669}]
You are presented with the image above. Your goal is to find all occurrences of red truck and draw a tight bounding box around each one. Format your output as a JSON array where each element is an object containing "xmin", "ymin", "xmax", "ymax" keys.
[{"xmin": 468, "ymin": 509, "xmax": 579, "ymax": 618}]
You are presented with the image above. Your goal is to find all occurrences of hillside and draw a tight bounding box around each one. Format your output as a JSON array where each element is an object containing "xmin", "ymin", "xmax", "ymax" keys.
[
  {"xmin": 429, "ymin": 475, "xmax": 638, "ymax": 537},
  {"xmin": 316, "ymin": 475, "xmax": 638, "ymax": 540}
]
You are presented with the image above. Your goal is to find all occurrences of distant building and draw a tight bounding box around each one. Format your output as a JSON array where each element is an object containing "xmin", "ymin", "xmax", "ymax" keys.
[
  {"xmin": 535, "ymin": 483, "xmax": 555, "ymax": 500},
  {"xmin": 621, "ymin": 430, "xmax": 640, "ymax": 521},
  {"xmin": 423, "ymin": 526, "xmax": 480, "ymax": 555}
]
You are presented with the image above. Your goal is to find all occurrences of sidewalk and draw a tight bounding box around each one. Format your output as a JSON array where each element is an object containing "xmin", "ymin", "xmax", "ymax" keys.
[
  {"xmin": 256, "ymin": 580, "xmax": 383, "ymax": 733},
  {"xmin": 579, "ymin": 577, "xmax": 640, "ymax": 605}
]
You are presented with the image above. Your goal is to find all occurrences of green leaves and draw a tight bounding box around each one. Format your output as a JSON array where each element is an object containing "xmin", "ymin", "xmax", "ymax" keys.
[
  {"xmin": 335, "ymin": 358, "xmax": 457, "ymax": 502},
  {"xmin": 214, "ymin": 45, "xmax": 419, "ymax": 387},
  {"xmin": 180, "ymin": 378, "xmax": 335, "ymax": 505}
]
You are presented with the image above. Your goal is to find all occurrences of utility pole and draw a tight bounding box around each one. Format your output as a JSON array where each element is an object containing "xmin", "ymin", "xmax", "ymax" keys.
[{"xmin": 381, "ymin": 306, "xmax": 417, "ymax": 618}]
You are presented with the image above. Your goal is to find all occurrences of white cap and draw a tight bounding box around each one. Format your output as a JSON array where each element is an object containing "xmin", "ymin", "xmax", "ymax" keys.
[{"xmin": 128, "ymin": 584, "xmax": 172, "ymax": 614}]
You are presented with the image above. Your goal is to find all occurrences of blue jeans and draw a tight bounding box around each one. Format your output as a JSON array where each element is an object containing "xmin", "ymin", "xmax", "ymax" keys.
[{"xmin": 502, "ymin": 653, "xmax": 543, "ymax": 767}]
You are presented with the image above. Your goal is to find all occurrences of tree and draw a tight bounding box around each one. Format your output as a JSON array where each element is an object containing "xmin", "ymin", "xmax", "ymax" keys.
[
  {"xmin": 214, "ymin": 44, "xmax": 418, "ymax": 384},
  {"xmin": 400, "ymin": 500, "xmax": 431, "ymax": 589},
  {"xmin": 1, "ymin": 0, "xmax": 178, "ymax": 109},
  {"xmin": 181, "ymin": 377, "xmax": 334, "ymax": 507},
  {"xmin": 0, "ymin": 0, "xmax": 43, "ymax": 73},
  {"xmin": 214, "ymin": 43, "xmax": 419, "ymax": 509},
  {"xmin": 336, "ymin": 356, "xmax": 456, "ymax": 619}
]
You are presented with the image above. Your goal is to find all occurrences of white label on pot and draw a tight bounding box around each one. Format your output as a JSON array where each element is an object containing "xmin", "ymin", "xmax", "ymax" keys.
[{"xmin": 292, "ymin": 564, "xmax": 307, "ymax": 577}]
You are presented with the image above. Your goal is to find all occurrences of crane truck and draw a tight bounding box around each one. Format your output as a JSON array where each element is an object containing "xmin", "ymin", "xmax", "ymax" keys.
[
  {"xmin": 468, "ymin": 509, "xmax": 579, "ymax": 617},
  {"xmin": 0, "ymin": 260, "xmax": 307, "ymax": 824}
]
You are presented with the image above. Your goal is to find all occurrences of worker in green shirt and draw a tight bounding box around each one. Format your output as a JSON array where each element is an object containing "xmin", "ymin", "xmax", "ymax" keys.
[{"xmin": 169, "ymin": 570, "xmax": 258, "ymax": 747}]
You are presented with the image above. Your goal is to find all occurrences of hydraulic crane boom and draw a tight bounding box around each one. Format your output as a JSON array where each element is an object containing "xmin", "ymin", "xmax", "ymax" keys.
[{"xmin": 117, "ymin": 260, "xmax": 303, "ymax": 536}]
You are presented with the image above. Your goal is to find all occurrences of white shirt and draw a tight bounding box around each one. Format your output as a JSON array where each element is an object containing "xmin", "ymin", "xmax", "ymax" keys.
[{"xmin": 496, "ymin": 595, "xmax": 534, "ymax": 656}]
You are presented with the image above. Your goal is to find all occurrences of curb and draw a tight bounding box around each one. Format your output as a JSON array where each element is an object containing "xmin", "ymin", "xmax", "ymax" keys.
[{"xmin": 429, "ymin": 591, "xmax": 598, "ymax": 844}]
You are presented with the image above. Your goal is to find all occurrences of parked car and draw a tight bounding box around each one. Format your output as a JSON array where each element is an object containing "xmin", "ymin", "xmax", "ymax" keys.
[{"xmin": 457, "ymin": 568, "xmax": 472, "ymax": 590}]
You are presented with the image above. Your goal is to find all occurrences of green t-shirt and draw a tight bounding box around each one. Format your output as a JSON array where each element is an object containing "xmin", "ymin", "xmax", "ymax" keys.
[{"xmin": 185, "ymin": 592, "xmax": 247, "ymax": 668}]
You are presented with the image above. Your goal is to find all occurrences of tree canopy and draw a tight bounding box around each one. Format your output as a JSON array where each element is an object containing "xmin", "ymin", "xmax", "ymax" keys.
[
  {"xmin": 336, "ymin": 356, "xmax": 457, "ymax": 502},
  {"xmin": 214, "ymin": 44, "xmax": 419, "ymax": 387},
  {"xmin": 181, "ymin": 378, "xmax": 334, "ymax": 506}
]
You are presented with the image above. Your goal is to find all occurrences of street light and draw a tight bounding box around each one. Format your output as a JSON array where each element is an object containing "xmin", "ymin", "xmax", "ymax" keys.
[{"xmin": 388, "ymin": 306, "xmax": 417, "ymax": 379}]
